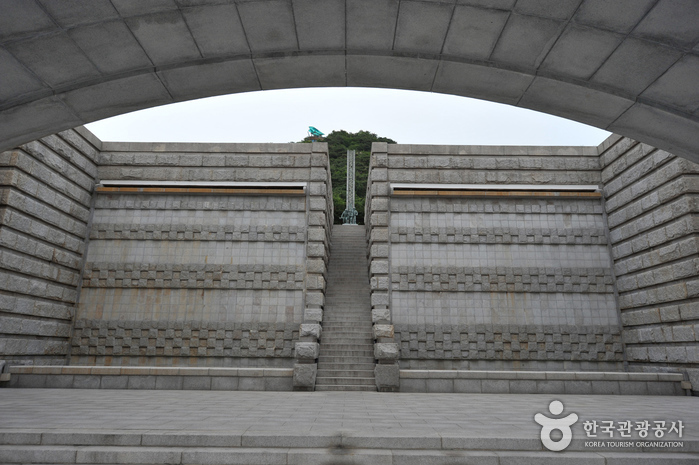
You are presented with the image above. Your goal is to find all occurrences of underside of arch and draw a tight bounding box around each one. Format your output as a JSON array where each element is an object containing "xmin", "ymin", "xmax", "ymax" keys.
[{"xmin": 1, "ymin": 1, "xmax": 697, "ymax": 161}]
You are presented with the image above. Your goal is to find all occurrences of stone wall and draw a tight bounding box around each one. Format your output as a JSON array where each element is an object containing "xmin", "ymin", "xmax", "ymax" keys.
[
  {"xmin": 366, "ymin": 143, "xmax": 624, "ymax": 372},
  {"xmin": 72, "ymin": 141, "xmax": 332, "ymax": 367},
  {"xmin": 0, "ymin": 128, "xmax": 100, "ymax": 365},
  {"xmin": 598, "ymin": 135, "xmax": 699, "ymax": 392}
]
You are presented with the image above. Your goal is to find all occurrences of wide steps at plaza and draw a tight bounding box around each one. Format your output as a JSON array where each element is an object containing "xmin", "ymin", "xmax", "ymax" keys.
[
  {"xmin": 316, "ymin": 225, "xmax": 376, "ymax": 392},
  {"xmin": 1, "ymin": 390, "xmax": 698, "ymax": 465}
]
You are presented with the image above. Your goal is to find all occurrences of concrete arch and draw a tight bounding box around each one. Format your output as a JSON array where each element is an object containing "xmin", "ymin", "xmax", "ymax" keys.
[{"xmin": 1, "ymin": 0, "xmax": 697, "ymax": 161}]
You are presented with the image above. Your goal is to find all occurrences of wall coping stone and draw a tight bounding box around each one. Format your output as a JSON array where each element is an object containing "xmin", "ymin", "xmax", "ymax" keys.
[
  {"xmin": 9, "ymin": 366, "xmax": 293, "ymax": 377},
  {"xmin": 399, "ymin": 370, "xmax": 683, "ymax": 382}
]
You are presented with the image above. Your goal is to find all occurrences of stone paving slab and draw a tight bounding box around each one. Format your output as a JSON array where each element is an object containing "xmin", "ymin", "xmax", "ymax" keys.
[{"xmin": 0, "ymin": 390, "xmax": 697, "ymax": 462}]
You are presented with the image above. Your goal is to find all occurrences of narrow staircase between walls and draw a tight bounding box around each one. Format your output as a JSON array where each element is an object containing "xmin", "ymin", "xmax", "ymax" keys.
[{"xmin": 315, "ymin": 225, "xmax": 376, "ymax": 391}]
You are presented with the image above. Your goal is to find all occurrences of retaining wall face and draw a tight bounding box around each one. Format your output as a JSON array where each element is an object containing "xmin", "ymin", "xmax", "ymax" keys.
[
  {"xmin": 598, "ymin": 135, "xmax": 699, "ymax": 391},
  {"xmin": 369, "ymin": 144, "xmax": 624, "ymax": 371},
  {"xmin": 0, "ymin": 128, "xmax": 100, "ymax": 365},
  {"xmin": 72, "ymin": 142, "xmax": 332, "ymax": 367}
]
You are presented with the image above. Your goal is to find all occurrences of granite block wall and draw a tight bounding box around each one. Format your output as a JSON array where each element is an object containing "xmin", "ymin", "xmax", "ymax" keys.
[
  {"xmin": 366, "ymin": 143, "xmax": 623, "ymax": 371},
  {"xmin": 0, "ymin": 128, "xmax": 100, "ymax": 365},
  {"xmin": 72, "ymin": 141, "xmax": 332, "ymax": 367},
  {"xmin": 598, "ymin": 135, "xmax": 699, "ymax": 392}
]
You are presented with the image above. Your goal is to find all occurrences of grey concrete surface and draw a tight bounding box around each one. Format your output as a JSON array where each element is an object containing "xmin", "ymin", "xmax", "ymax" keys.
[
  {"xmin": 0, "ymin": 0, "xmax": 698, "ymax": 163},
  {"xmin": 0, "ymin": 389, "xmax": 697, "ymax": 463}
]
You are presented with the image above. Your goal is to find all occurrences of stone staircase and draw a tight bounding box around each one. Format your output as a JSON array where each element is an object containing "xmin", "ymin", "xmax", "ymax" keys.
[{"xmin": 315, "ymin": 225, "xmax": 376, "ymax": 391}]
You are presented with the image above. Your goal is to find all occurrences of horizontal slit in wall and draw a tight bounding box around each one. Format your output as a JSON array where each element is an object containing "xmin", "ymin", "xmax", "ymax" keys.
[
  {"xmin": 390, "ymin": 183, "xmax": 601, "ymax": 198},
  {"xmin": 96, "ymin": 181, "xmax": 306, "ymax": 196}
]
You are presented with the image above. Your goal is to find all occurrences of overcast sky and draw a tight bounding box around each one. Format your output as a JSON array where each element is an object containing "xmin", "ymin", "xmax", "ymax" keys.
[{"xmin": 86, "ymin": 87, "xmax": 611, "ymax": 147}]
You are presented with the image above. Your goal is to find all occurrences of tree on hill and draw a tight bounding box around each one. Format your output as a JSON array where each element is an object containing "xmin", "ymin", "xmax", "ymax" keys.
[{"xmin": 300, "ymin": 130, "xmax": 396, "ymax": 224}]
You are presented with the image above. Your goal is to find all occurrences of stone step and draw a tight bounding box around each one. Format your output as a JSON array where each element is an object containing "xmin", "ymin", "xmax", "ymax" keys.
[
  {"xmin": 321, "ymin": 332, "xmax": 373, "ymax": 336},
  {"xmin": 318, "ymin": 349, "xmax": 374, "ymax": 355},
  {"xmin": 2, "ymin": 433, "xmax": 698, "ymax": 463},
  {"xmin": 322, "ymin": 324, "xmax": 371, "ymax": 328},
  {"xmin": 321, "ymin": 326, "xmax": 373, "ymax": 331},
  {"xmin": 322, "ymin": 326, "xmax": 372, "ymax": 331},
  {"xmin": 316, "ymin": 369, "xmax": 375, "ymax": 378},
  {"xmin": 320, "ymin": 329, "xmax": 371, "ymax": 334},
  {"xmin": 316, "ymin": 228, "xmax": 375, "ymax": 391},
  {"xmin": 315, "ymin": 377, "xmax": 376, "ymax": 386},
  {"xmin": 321, "ymin": 339, "xmax": 373, "ymax": 353},
  {"xmin": 316, "ymin": 363, "xmax": 376, "ymax": 371},
  {"xmin": 321, "ymin": 323, "xmax": 372, "ymax": 327},
  {"xmin": 318, "ymin": 355, "xmax": 375, "ymax": 362},
  {"xmin": 320, "ymin": 337, "xmax": 374, "ymax": 343},
  {"xmin": 314, "ymin": 384, "xmax": 377, "ymax": 391},
  {"xmin": 322, "ymin": 315, "xmax": 371, "ymax": 319}
]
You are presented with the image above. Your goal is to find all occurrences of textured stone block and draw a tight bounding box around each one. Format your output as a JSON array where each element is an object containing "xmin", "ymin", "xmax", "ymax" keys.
[
  {"xmin": 210, "ymin": 376, "xmax": 238, "ymax": 391},
  {"xmin": 375, "ymin": 363, "xmax": 399, "ymax": 390},
  {"xmin": 295, "ymin": 342, "xmax": 319, "ymax": 360},
  {"xmin": 481, "ymin": 379, "xmax": 509, "ymax": 393},
  {"xmin": 400, "ymin": 378, "xmax": 427, "ymax": 392},
  {"xmin": 100, "ymin": 375, "xmax": 128, "ymax": 389},
  {"xmin": 373, "ymin": 324, "xmax": 394, "ymax": 338},
  {"xmin": 292, "ymin": 363, "xmax": 317, "ymax": 388},
  {"xmin": 305, "ymin": 291, "xmax": 324, "ymax": 307},
  {"xmin": 371, "ymin": 292, "xmax": 389, "ymax": 306},
  {"xmin": 183, "ymin": 376, "xmax": 211, "ymax": 390},
  {"xmin": 374, "ymin": 343, "xmax": 399, "ymax": 361},
  {"xmin": 299, "ymin": 323, "xmax": 321, "ymax": 339},
  {"xmin": 304, "ymin": 307, "xmax": 323, "ymax": 323},
  {"xmin": 372, "ymin": 308, "xmax": 391, "ymax": 323},
  {"xmin": 426, "ymin": 378, "xmax": 453, "ymax": 393},
  {"xmin": 127, "ymin": 375, "xmax": 156, "ymax": 390},
  {"xmin": 155, "ymin": 375, "xmax": 183, "ymax": 390},
  {"xmin": 264, "ymin": 376, "xmax": 293, "ymax": 391}
]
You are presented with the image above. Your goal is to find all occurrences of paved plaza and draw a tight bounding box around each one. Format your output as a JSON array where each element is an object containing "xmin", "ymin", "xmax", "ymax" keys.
[{"xmin": 1, "ymin": 389, "xmax": 698, "ymax": 463}]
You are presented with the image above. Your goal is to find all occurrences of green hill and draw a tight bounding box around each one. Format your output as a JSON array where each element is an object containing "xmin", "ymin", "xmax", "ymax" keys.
[{"xmin": 300, "ymin": 130, "xmax": 396, "ymax": 224}]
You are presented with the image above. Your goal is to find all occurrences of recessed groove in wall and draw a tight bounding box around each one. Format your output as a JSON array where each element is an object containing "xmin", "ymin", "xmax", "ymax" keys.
[
  {"xmin": 96, "ymin": 186, "xmax": 306, "ymax": 196},
  {"xmin": 392, "ymin": 189, "xmax": 601, "ymax": 198}
]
